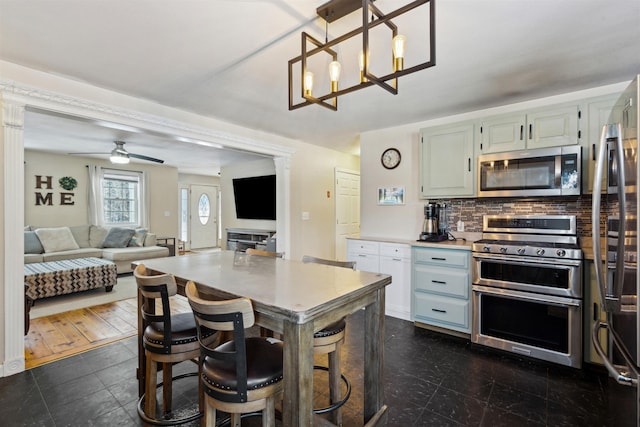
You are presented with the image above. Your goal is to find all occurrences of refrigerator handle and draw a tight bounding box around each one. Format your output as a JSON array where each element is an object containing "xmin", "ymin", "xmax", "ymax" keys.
[
  {"xmin": 613, "ymin": 123, "xmax": 626, "ymax": 307},
  {"xmin": 591, "ymin": 125, "xmax": 607, "ymax": 308},
  {"xmin": 592, "ymin": 320, "xmax": 638, "ymax": 387}
]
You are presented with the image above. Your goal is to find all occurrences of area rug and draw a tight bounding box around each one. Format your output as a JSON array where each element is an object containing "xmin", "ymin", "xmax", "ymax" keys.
[{"xmin": 29, "ymin": 274, "xmax": 137, "ymax": 319}]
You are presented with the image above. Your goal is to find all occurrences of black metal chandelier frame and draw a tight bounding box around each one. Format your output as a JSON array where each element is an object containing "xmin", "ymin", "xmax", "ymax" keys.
[{"xmin": 288, "ymin": 0, "xmax": 435, "ymax": 111}]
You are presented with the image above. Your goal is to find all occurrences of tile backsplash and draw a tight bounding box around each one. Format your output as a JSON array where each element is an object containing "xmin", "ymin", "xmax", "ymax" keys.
[{"xmin": 435, "ymin": 195, "xmax": 624, "ymax": 240}]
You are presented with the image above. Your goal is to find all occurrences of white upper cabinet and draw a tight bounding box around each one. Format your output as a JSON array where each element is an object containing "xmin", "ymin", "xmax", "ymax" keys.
[
  {"xmin": 478, "ymin": 113, "xmax": 527, "ymax": 153},
  {"xmin": 479, "ymin": 105, "xmax": 580, "ymax": 154},
  {"xmin": 420, "ymin": 122, "xmax": 475, "ymax": 198}
]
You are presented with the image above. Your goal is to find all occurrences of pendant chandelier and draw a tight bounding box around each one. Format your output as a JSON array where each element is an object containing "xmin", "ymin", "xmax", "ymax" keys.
[{"xmin": 288, "ymin": 0, "xmax": 435, "ymax": 111}]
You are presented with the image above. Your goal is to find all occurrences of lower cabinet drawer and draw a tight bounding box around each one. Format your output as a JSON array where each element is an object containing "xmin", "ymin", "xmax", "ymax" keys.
[
  {"xmin": 413, "ymin": 292, "xmax": 469, "ymax": 331},
  {"xmin": 413, "ymin": 265, "xmax": 469, "ymax": 298}
]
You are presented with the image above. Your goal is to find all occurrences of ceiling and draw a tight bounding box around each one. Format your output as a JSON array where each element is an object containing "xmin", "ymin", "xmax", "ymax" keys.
[{"xmin": 1, "ymin": 0, "xmax": 639, "ymax": 175}]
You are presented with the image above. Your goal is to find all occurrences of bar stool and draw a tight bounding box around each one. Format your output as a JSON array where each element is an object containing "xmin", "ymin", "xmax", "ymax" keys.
[
  {"xmin": 134, "ymin": 264, "xmax": 217, "ymax": 425},
  {"xmin": 302, "ymin": 255, "xmax": 355, "ymax": 426},
  {"xmin": 186, "ymin": 281, "xmax": 284, "ymax": 427}
]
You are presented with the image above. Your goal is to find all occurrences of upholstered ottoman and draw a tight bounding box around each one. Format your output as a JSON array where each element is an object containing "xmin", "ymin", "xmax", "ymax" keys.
[{"xmin": 24, "ymin": 257, "xmax": 117, "ymax": 301}]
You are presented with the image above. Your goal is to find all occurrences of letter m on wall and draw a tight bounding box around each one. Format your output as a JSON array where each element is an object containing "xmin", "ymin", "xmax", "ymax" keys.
[{"xmin": 35, "ymin": 192, "xmax": 53, "ymax": 206}]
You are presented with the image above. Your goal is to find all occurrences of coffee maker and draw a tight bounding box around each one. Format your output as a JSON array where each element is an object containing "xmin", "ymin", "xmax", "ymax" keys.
[{"xmin": 420, "ymin": 203, "xmax": 448, "ymax": 242}]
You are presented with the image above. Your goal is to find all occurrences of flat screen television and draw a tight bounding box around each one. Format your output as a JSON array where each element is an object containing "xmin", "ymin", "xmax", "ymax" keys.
[{"xmin": 232, "ymin": 174, "xmax": 276, "ymax": 220}]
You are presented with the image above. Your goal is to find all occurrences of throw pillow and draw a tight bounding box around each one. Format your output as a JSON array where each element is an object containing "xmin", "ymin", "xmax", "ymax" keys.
[
  {"xmin": 69, "ymin": 225, "xmax": 91, "ymax": 248},
  {"xmin": 101, "ymin": 227, "xmax": 135, "ymax": 248},
  {"xmin": 24, "ymin": 231, "xmax": 44, "ymax": 254},
  {"xmin": 89, "ymin": 225, "xmax": 109, "ymax": 248},
  {"xmin": 34, "ymin": 227, "xmax": 80, "ymax": 253},
  {"xmin": 128, "ymin": 228, "xmax": 148, "ymax": 247}
]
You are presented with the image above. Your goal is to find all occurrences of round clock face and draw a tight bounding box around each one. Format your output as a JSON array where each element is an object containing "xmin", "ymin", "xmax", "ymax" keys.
[{"xmin": 381, "ymin": 148, "xmax": 401, "ymax": 169}]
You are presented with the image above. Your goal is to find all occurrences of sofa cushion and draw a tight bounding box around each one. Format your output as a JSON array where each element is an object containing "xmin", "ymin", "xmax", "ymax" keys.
[
  {"xmin": 143, "ymin": 233, "xmax": 157, "ymax": 247},
  {"xmin": 89, "ymin": 225, "xmax": 109, "ymax": 248},
  {"xmin": 128, "ymin": 228, "xmax": 148, "ymax": 247},
  {"xmin": 34, "ymin": 227, "xmax": 80, "ymax": 253},
  {"xmin": 101, "ymin": 245, "xmax": 169, "ymax": 262},
  {"xmin": 24, "ymin": 231, "xmax": 44, "ymax": 254},
  {"xmin": 69, "ymin": 225, "xmax": 91, "ymax": 248},
  {"xmin": 42, "ymin": 248, "xmax": 104, "ymax": 262},
  {"xmin": 101, "ymin": 227, "xmax": 135, "ymax": 248},
  {"xmin": 24, "ymin": 253, "xmax": 44, "ymax": 264}
]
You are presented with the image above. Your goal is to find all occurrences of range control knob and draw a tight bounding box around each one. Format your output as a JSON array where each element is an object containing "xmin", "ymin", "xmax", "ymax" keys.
[
  {"xmin": 556, "ymin": 249, "xmax": 566, "ymax": 257},
  {"xmin": 483, "ymin": 246, "xmax": 491, "ymax": 252},
  {"xmin": 517, "ymin": 248, "xmax": 526, "ymax": 255},
  {"xmin": 536, "ymin": 248, "xmax": 545, "ymax": 256},
  {"xmin": 500, "ymin": 247, "xmax": 508, "ymax": 254}
]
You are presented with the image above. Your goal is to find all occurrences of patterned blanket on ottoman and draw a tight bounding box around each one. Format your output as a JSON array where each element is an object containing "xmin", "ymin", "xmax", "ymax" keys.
[{"xmin": 24, "ymin": 257, "xmax": 117, "ymax": 300}]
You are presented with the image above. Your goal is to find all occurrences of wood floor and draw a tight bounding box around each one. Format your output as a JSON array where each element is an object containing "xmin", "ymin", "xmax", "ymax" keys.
[{"xmin": 24, "ymin": 295, "xmax": 192, "ymax": 369}]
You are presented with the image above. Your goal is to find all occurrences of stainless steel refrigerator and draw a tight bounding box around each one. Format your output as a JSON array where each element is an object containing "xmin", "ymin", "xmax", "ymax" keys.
[{"xmin": 592, "ymin": 74, "xmax": 639, "ymax": 425}]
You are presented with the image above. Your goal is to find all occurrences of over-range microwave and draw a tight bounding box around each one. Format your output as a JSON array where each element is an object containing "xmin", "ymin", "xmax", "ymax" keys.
[{"xmin": 478, "ymin": 145, "xmax": 581, "ymax": 197}]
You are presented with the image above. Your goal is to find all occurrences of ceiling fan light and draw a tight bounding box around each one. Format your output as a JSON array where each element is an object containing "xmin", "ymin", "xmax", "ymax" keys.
[{"xmin": 110, "ymin": 148, "xmax": 130, "ymax": 164}]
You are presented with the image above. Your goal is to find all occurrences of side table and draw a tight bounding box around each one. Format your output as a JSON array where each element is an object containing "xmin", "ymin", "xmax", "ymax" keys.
[{"xmin": 156, "ymin": 237, "xmax": 176, "ymax": 256}]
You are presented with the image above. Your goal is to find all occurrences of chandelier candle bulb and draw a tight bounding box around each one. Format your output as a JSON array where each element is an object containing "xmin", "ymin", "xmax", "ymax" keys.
[
  {"xmin": 303, "ymin": 71, "xmax": 314, "ymax": 97},
  {"xmin": 329, "ymin": 60, "xmax": 341, "ymax": 92},
  {"xmin": 392, "ymin": 34, "xmax": 406, "ymax": 71},
  {"xmin": 358, "ymin": 50, "xmax": 368, "ymax": 83}
]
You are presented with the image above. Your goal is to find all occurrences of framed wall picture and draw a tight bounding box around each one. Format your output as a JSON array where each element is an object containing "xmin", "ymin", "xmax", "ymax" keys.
[{"xmin": 378, "ymin": 187, "xmax": 405, "ymax": 205}]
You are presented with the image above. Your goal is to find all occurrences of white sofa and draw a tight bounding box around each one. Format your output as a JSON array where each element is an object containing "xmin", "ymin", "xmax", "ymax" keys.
[{"xmin": 24, "ymin": 225, "xmax": 170, "ymax": 274}]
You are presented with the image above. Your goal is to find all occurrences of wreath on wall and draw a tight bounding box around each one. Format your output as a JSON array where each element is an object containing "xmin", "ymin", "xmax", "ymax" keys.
[{"xmin": 58, "ymin": 176, "xmax": 78, "ymax": 191}]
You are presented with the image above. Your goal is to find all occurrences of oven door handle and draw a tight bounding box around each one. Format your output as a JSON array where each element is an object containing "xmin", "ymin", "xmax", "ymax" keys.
[
  {"xmin": 472, "ymin": 253, "xmax": 582, "ymax": 267},
  {"xmin": 472, "ymin": 285, "xmax": 581, "ymax": 308}
]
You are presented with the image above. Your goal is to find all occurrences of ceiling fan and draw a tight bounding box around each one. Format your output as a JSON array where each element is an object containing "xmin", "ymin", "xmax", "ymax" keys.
[{"xmin": 69, "ymin": 141, "xmax": 164, "ymax": 164}]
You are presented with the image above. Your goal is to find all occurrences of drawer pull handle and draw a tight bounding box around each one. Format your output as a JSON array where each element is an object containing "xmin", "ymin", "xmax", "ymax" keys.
[
  {"xmin": 432, "ymin": 257, "xmax": 446, "ymax": 261},
  {"xmin": 358, "ymin": 254, "xmax": 367, "ymax": 257},
  {"xmin": 432, "ymin": 308, "xmax": 447, "ymax": 313},
  {"xmin": 432, "ymin": 280, "xmax": 446, "ymax": 285}
]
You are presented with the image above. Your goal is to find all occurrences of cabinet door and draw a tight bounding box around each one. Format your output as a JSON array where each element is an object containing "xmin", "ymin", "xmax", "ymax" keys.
[
  {"xmin": 380, "ymin": 255, "xmax": 411, "ymax": 320},
  {"xmin": 583, "ymin": 95, "xmax": 624, "ymax": 194},
  {"xmin": 347, "ymin": 239, "xmax": 379, "ymax": 272},
  {"xmin": 420, "ymin": 122, "xmax": 475, "ymax": 198},
  {"xmin": 527, "ymin": 105, "xmax": 579, "ymax": 149},
  {"xmin": 479, "ymin": 113, "xmax": 526, "ymax": 153}
]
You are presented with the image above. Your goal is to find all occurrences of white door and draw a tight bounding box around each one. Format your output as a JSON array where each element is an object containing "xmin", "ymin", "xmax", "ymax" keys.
[
  {"xmin": 335, "ymin": 170, "xmax": 360, "ymax": 261},
  {"xmin": 190, "ymin": 184, "xmax": 218, "ymax": 249}
]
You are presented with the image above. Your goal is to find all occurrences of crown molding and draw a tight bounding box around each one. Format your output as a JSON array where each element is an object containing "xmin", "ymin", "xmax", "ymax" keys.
[{"xmin": 0, "ymin": 79, "xmax": 295, "ymax": 158}]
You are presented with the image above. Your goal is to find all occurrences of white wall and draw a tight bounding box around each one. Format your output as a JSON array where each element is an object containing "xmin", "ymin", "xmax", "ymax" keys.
[{"xmin": 359, "ymin": 81, "xmax": 630, "ymax": 241}]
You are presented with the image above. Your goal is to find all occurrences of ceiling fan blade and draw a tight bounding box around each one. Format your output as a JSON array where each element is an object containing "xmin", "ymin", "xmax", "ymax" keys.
[
  {"xmin": 129, "ymin": 152, "xmax": 165, "ymax": 164},
  {"xmin": 68, "ymin": 152, "xmax": 110, "ymax": 155}
]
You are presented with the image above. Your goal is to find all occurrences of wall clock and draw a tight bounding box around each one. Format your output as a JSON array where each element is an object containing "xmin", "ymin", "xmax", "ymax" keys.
[{"xmin": 381, "ymin": 148, "xmax": 401, "ymax": 169}]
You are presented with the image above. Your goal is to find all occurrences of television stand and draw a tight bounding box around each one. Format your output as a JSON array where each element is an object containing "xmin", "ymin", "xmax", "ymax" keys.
[{"xmin": 226, "ymin": 228, "xmax": 276, "ymax": 252}]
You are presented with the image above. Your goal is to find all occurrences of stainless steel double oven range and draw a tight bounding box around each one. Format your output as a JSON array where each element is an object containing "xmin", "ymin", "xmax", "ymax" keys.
[{"xmin": 471, "ymin": 215, "xmax": 583, "ymax": 368}]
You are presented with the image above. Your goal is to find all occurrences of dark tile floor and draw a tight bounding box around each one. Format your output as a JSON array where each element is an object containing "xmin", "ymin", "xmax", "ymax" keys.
[{"xmin": 1, "ymin": 310, "xmax": 636, "ymax": 426}]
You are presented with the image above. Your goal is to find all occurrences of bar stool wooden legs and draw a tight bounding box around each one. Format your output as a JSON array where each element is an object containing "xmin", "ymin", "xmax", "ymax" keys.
[
  {"xmin": 302, "ymin": 255, "xmax": 355, "ymax": 426},
  {"xmin": 134, "ymin": 264, "xmax": 217, "ymax": 425}
]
